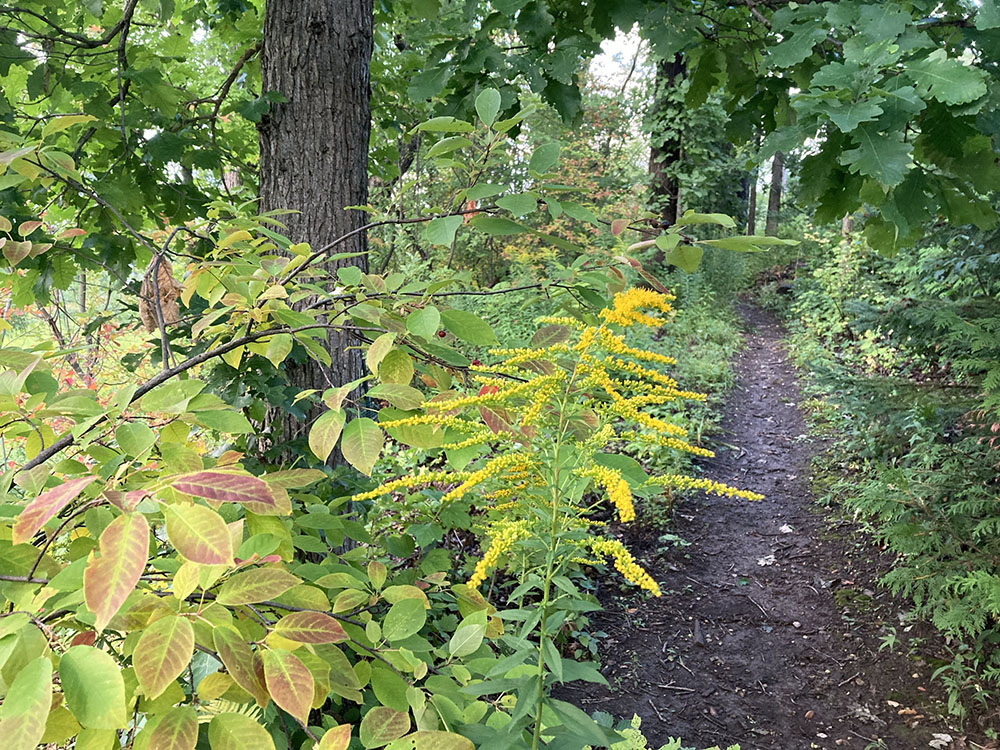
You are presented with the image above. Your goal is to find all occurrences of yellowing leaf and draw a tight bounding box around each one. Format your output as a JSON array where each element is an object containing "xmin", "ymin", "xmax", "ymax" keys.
[
  {"xmin": 208, "ymin": 713, "xmax": 275, "ymax": 750},
  {"xmin": 340, "ymin": 418, "xmax": 383, "ymax": 476},
  {"xmin": 261, "ymin": 648, "xmax": 314, "ymax": 724},
  {"xmin": 385, "ymin": 732, "xmax": 474, "ymax": 750},
  {"xmin": 133, "ymin": 615, "xmax": 195, "ymax": 700},
  {"xmin": 0, "ymin": 655, "xmax": 51, "ymax": 750},
  {"xmin": 59, "ymin": 645, "xmax": 127, "ymax": 729},
  {"xmin": 318, "ymin": 725, "xmax": 352, "ymax": 750},
  {"xmin": 215, "ymin": 567, "xmax": 301, "ymax": 606},
  {"xmin": 164, "ymin": 503, "xmax": 234, "ymax": 565},
  {"xmin": 308, "ymin": 408, "xmax": 346, "ymax": 463},
  {"xmin": 273, "ymin": 611, "xmax": 348, "ymax": 644},
  {"xmin": 83, "ymin": 513, "xmax": 149, "ymax": 632},
  {"xmin": 148, "ymin": 705, "xmax": 197, "ymax": 750},
  {"xmin": 12, "ymin": 476, "xmax": 96, "ymax": 545},
  {"xmin": 212, "ymin": 627, "xmax": 269, "ymax": 707},
  {"xmin": 359, "ymin": 706, "xmax": 410, "ymax": 749},
  {"xmin": 217, "ymin": 230, "xmax": 253, "ymax": 249},
  {"xmin": 41, "ymin": 114, "xmax": 96, "ymax": 138}
]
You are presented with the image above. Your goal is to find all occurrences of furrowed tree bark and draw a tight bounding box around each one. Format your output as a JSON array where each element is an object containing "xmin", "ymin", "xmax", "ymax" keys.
[
  {"xmin": 765, "ymin": 150, "xmax": 784, "ymax": 236},
  {"xmin": 258, "ymin": 0, "xmax": 374, "ymax": 460},
  {"xmin": 648, "ymin": 53, "xmax": 685, "ymax": 229}
]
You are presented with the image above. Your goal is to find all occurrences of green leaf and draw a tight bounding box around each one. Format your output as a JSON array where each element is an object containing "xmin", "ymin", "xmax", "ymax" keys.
[
  {"xmin": 475, "ymin": 88, "xmax": 502, "ymax": 127},
  {"xmin": 838, "ymin": 125, "xmax": 912, "ymax": 186},
  {"xmin": 908, "ymin": 49, "xmax": 987, "ymax": 105},
  {"xmin": 440, "ymin": 309, "xmax": 498, "ymax": 346},
  {"xmin": 208, "ymin": 713, "xmax": 275, "ymax": 750},
  {"xmin": 822, "ymin": 98, "xmax": 884, "ymax": 133},
  {"xmin": 60, "ymin": 645, "xmax": 127, "ymax": 729},
  {"xmin": 116, "ymin": 421, "xmax": 156, "ymax": 456},
  {"xmin": 212, "ymin": 627, "xmax": 268, "ymax": 707},
  {"xmin": 309, "ymin": 408, "xmax": 346, "ymax": 463},
  {"xmin": 406, "ymin": 306, "xmax": 440, "ymax": 339},
  {"xmin": 496, "ymin": 193, "xmax": 538, "ymax": 217},
  {"xmin": 672, "ymin": 211, "xmax": 736, "ymax": 229},
  {"xmin": 978, "ymin": 0, "xmax": 1000, "ymax": 29},
  {"xmin": 341, "ymin": 418, "xmax": 383, "ymax": 476},
  {"xmin": 133, "ymin": 615, "xmax": 195, "ymax": 700},
  {"xmin": 662, "ymin": 244, "xmax": 703, "ymax": 273},
  {"xmin": 379, "ymin": 349, "xmax": 414, "ymax": 385},
  {"xmin": 41, "ymin": 114, "xmax": 96, "ymax": 139},
  {"xmin": 360, "ymin": 707, "xmax": 410, "ymax": 749},
  {"xmin": 448, "ymin": 623, "xmax": 485, "ymax": 658},
  {"xmin": 699, "ymin": 236, "xmax": 799, "ymax": 252},
  {"xmin": 422, "ymin": 216, "xmax": 463, "ymax": 247},
  {"xmin": 382, "ymin": 599, "xmax": 427, "ymax": 642},
  {"xmin": 425, "ymin": 136, "xmax": 474, "ymax": 159},
  {"xmin": 467, "ymin": 215, "xmax": 524, "ymax": 236},
  {"xmin": 0, "ymin": 655, "xmax": 51, "ymax": 750},
  {"xmin": 416, "ymin": 117, "xmax": 474, "ymax": 133},
  {"xmin": 194, "ymin": 409, "xmax": 254, "ymax": 434},
  {"xmin": 528, "ymin": 143, "xmax": 561, "ymax": 174},
  {"xmin": 542, "ymin": 637, "xmax": 563, "ymax": 682}
]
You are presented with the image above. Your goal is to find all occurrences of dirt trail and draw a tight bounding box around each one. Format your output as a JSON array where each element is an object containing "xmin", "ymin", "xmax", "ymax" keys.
[{"xmin": 563, "ymin": 306, "xmax": 969, "ymax": 749}]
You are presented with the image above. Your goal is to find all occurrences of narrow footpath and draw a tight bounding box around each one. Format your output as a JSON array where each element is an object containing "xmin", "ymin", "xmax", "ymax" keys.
[{"xmin": 563, "ymin": 306, "xmax": 977, "ymax": 750}]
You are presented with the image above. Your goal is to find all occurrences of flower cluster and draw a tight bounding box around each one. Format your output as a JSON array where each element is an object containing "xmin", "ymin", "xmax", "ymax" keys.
[
  {"xmin": 590, "ymin": 538, "xmax": 660, "ymax": 596},
  {"xmin": 647, "ymin": 474, "xmax": 764, "ymax": 501},
  {"xmin": 579, "ymin": 464, "xmax": 635, "ymax": 522},
  {"xmin": 599, "ymin": 287, "xmax": 675, "ymax": 328},
  {"xmin": 469, "ymin": 520, "xmax": 529, "ymax": 588}
]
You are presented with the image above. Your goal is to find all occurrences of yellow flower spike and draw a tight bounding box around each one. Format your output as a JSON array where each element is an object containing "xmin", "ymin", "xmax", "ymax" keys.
[
  {"xmin": 595, "ymin": 327, "xmax": 678, "ymax": 367},
  {"xmin": 579, "ymin": 465, "xmax": 636, "ymax": 523},
  {"xmin": 647, "ymin": 474, "xmax": 764, "ymax": 501},
  {"xmin": 468, "ymin": 519, "xmax": 529, "ymax": 588},
  {"xmin": 350, "ymin": 469, "xmax": 469, "ymax": 503},
  {"xmin": 590, "ymin": 538, "xmax": 660, "ymax": 596},
  {"xmin": 441, "ymin": 453, "xmax": 535, "ymax": 504}
]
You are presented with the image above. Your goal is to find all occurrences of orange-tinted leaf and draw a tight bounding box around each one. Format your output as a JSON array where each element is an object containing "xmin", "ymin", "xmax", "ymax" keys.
[
  {"xmin": 0, "ymin": 655, "xmax": 51, "ymax": 750},
  {"xmin": 212, "ymin": 626, "xmax": 268, "ymax": 707},
  {"xmin": 359, "ymin": 706, "xmax": 410, "ymax": 748},
  {"xmin": 215, "ymin": 567, "xmax": 300, "ymax": 605},
  {"xmin": 611, "ymin": 218, "xmax": 628, "ymax": 236},
  {"xmin": 148, "ymin": 705, "xmax": 197, "ymax": 750},
  {"xmin": 84, "ymin": 512, "xmax": 149, "ymax": 632},
  {"xmin": 134, "ymin": 615, "xmax": 195, "ymax": 700},
  {"xmin": 12, "ymin": 476, "xmax": 96, "ymax": 545},
  {"xmin": 318, "ymin": 724, "xmax": 352, "ymax": 750},
  {"xmin": 172, "ymin": 471, "xmax": 281, "ymax": 514},
  {"xmin": 164, "ymin": 503, "xmax": 234, "ymax": 565},
  {"xmin": 261, "ymin": 648, "xmax": 313, "ymax": 724},
  {"xmin": 272, "ymin": 611, "xmax": 348, "ymax": 644}
]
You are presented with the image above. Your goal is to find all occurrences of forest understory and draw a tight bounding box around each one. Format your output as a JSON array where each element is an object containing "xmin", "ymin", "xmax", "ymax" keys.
[{"xmin": 561, "ymin": 304, "xmax": 999, "ymax": 750}]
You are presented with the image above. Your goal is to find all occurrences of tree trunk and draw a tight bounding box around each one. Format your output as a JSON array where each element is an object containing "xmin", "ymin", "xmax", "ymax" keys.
[
  {"xmin": 746, "ymin": 169, "xmax": 757, "ymax": 235},
  {"xmin": 648, "ymin": 53, "xmax": 685, "ymax": 228},
  {"xmin": 258, "ymin": 0, "xmax": 374, "ymax": 458},
  {"xmin": 841, "ymin": 212, "xmax": 854, "ymax": 236},
  {"xmin": 765, "ymin": 151, "xmax": 783, "ymax": 236}
]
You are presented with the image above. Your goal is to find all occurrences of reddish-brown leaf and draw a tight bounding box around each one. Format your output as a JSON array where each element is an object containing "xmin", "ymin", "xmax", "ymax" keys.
[
  {"xmin": 84, "ymin": 513, "xmax": 149, "ymax": 632},
  {"xmin": 272, "ymin": 611, "xmax": 348, "ymax": 644},
  {"xmin": 261, "ymin": 648, "xmax": 313, "ymax": 724},
  {"xmin": 172, "ymin": 470, "xmax": 281, "ymax": 514},
  {"xmin": 213, "ymin": 626, "xmax": 269, "ymax": 707},
  {"xmin": 133, "ymin": 615, "xmax": 195, "ymax": 700},
  {"xmin": 12, "ymin": 476, "xmax": 96, "ymax": 545}
]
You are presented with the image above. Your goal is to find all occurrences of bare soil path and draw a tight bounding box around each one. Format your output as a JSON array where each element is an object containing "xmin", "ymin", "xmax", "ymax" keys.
[{"xmin": 562, "ymin": 306, "xmax": 979, "ymax": 750}]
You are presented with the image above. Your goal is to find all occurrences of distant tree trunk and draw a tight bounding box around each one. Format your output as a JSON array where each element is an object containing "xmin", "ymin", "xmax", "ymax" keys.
[
  {"xmin": 258, "ymin": 0, "xmax": 374, "ymax": 458},
  {"xmin": 765, "ymin": 151, "xmax": 784, "ymax": 236},
  {"xmin": 648, "ymin": 53, "xmax": 685, "ymax": 228},
  {"xmin": 841, "ymin": 212, "xmax": 854, "ymax": 236},
  {"xmin": 746, "ymin": 168, "xmax": 757, "ymax": 235}
]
